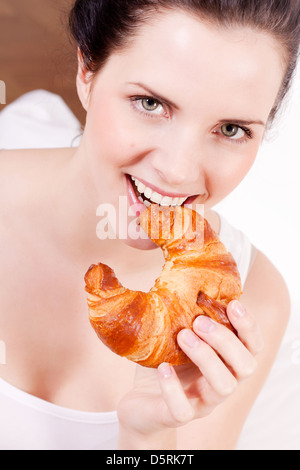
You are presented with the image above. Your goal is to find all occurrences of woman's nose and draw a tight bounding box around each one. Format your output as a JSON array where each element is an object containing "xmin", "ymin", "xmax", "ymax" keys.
[{"xmin": 151, "ymin": 129, "xmax": 204, "ymax": 187}]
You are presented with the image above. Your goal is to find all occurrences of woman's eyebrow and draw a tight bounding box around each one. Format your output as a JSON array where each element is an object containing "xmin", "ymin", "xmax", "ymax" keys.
[
  {"xmin": 126, "ymin": 82, "xmax": 179, "ymax": 109},
  {"xmin": 219, "ymin": 118, "xmax": 266, "ymax": 127}
]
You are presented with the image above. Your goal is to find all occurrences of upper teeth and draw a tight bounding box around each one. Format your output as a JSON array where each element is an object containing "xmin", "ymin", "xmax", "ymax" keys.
[{"xmin": 131, "ymin": 177, "xmax": 188, "ymax": 207}]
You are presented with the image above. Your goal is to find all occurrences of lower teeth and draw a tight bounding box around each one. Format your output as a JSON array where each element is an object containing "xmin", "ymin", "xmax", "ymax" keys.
[{"xmin": 138, "ymin": 195, "xmax": 151, "ymax": 207}]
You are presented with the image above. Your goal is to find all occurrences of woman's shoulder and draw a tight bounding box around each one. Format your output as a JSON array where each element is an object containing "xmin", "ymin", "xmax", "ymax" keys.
[
  {"xmin": 0, "ymin": 147, "xmax": 70, "ymax": 262},
  {"xmin": 0, "ymin": 147, "xmax": 45, "ymax": 163},
  {"xmin": 0, "ymin": 147, "xmax": 51, "ymax": 186},
  {"xmin": 0, "ymin": 148, "xmax": 44, "ymax": 219},
  {"xmin": 242, "ymin": 249, "xmax": 290, "ymax": 349},
  {"xmin": 0, "ymin": 147, "xmax": 70, "ymax": 171},
  {"xmin": 0, "ymin": 147, "xmax": 72, "ymax": 208}
]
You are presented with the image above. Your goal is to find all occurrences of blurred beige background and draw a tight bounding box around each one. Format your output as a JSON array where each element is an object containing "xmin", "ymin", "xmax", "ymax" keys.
[{"xmin": 0, "ymin": 0, "xmax": 84, "ymax": 123}]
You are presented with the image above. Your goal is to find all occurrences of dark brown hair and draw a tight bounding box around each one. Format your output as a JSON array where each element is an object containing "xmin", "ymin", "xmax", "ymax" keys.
[{"xmin": 69, "ymin": 0, "xmax": 300, "ymax": 122}]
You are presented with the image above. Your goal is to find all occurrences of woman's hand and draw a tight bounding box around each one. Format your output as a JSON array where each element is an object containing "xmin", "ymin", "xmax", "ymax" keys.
[{"xmin": 117, "ymin": 300, "xmax": 264, "ymax": 449}]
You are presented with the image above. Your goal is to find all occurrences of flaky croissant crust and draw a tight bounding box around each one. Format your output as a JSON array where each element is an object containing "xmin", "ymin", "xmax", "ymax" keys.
[{"xmin": 85, "ymin": 205, "xmax": 242, "ymax": 368}]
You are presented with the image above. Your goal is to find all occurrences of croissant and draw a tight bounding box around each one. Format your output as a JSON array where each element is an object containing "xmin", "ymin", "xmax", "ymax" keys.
[{"xmin": 85, "ymin": 205, "xmax": 242, "ymax": 368}]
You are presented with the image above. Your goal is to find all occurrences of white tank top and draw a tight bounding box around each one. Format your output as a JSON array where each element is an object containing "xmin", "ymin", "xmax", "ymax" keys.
[{"xmin": 0, "ymin": 215, "xmax": 255, "ymax": 450}]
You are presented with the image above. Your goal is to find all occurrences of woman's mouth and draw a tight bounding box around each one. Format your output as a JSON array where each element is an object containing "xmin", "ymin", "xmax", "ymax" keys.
[
  {"xmin": 128, "ymin": 175, "xmax": 198, "ymax": 208},
  {"xmin": 123, "ymin": 174, "xmax": 202, "ymax": 249}
]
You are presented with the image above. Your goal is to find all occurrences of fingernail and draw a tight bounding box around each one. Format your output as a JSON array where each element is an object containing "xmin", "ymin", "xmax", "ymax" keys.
[
  {"xmin": 158, "ymin": 362, "xmax": 173, "ymax": 379},
  {"xmin": 232, "ymin": 301, "xmax": 246, "ymax": 318},
  {"xmin": 194, "ymin": 316, "xmax": 215, "ymax": 333},
  {"xmin": 180, "ymin": 330, "xmax": 200, "ymax": 348}
]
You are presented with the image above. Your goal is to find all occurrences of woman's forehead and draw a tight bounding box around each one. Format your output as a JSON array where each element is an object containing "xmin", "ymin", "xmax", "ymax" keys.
[{"xmin": 96, "ymin": 11, "xmax": 284, "ymax": 119}]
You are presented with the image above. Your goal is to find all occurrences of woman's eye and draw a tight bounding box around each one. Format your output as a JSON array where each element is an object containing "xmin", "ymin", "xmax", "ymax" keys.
[
  {"xmin": 221, "ymin": 124, "xmax": 245, "ymax": 139},
  {"xmin": 141, "ymin": 98, "xmax": 162, "ymax": 112},
  {"xmin": 131, "ymin": 96, "xmax": 167, "ymax": 117}
]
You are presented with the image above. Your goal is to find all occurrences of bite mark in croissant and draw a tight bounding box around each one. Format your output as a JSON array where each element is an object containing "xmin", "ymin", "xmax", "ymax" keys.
[{"xmin": 85, "ymin": 205, "xmax": 242, "ymax": 368}]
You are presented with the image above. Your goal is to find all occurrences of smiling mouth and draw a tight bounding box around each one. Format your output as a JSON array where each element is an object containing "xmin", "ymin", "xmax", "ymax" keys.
[{"xmin": 129, "ymin": 175, "xmax": 198, "ymax": 207}]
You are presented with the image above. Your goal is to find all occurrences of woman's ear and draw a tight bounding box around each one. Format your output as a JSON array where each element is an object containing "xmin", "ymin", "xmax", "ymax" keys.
[{"xmin": 76, "ymin": 49, "xmax": 93, "ymax": 111}]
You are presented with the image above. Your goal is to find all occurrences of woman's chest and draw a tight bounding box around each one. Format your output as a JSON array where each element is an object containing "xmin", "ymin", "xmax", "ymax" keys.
[
  {"xmin": 0, "ymin": 238, "xmax": 166, "ymax": 412},
  {"xmin": 0, "ymin": 254, "xmax": 145, "ymax": 412}
]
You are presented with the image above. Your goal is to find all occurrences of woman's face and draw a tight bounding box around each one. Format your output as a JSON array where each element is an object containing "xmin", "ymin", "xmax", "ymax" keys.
[{"xmin": 78, "ymin": 11, "xmax": 284, "ymax": 248}]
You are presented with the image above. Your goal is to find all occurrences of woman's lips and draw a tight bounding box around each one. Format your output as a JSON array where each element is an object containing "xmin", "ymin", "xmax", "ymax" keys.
[
  {"xmin": 185, "ymin": 195, "xmax": 199, "ymax": 205},
  {"xmin": 131, "ymin": 175, "xmax": 193, "ymax": 199},
  {"xmin": 125, "ymin": 173, "xmax": 204, "ymax": 219},
  {"xmin": 126, "ymin": 174, "xmax": 147, "ymax": 216}
]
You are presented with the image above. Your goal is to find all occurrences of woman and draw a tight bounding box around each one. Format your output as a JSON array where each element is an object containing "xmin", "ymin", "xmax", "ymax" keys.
[{"xmin": 0, "ymin": 0, "xmax": 299, "ymax": 450}]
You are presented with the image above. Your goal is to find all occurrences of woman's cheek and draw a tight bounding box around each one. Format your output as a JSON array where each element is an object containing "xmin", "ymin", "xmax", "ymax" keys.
[
  {"xmin": 208, "ymin": 147, "xmax": 258, "ymax": 201},
  {"xmin": 87, "ymin": 102, "xmax": 150, "ymax": 167}
]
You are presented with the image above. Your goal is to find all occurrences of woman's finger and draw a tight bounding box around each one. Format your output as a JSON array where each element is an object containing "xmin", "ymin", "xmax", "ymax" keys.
[
  {"xmin": 227, "ymin": 301, "xmax": 265, "ymax": 355},
  {"xmin": 177, "ymin": 330, "xmax": 238, "ymax": 396},
  {"xmin": 190, "ymin": 315, "xmax": 258, "ymax": 382},
  {"xmin": 157, "ymin": 363, "xmax": 195, "ymax": 427}
]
